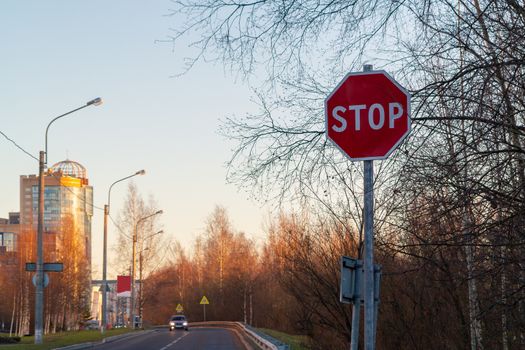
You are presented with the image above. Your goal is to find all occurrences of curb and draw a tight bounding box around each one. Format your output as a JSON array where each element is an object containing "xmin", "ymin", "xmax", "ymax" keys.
[
  {"xmin": 101, "ymin": 329, "xmax": 155, "ymax": 344},
  {"xmin": 52, "ymin": 330, "xmax": 155, "ymax": 350},
  {"xmin": 53, "ymin": 342, "xmax": 95, "ymax": 350}
]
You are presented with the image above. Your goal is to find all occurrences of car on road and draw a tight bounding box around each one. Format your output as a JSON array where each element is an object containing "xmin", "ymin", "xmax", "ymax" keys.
[
  {"xmin": 84, "ymin": 320, "xmax": 100, "ymax": 330},
  {"xmin": 169, "ymin": 315, "xmax": 188, "ymax": 331}
]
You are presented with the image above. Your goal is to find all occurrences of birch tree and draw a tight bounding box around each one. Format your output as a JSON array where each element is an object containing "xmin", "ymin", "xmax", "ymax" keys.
[{"xmin": 113, "ymin": 183, "xmax": 164, "ymax": 277}]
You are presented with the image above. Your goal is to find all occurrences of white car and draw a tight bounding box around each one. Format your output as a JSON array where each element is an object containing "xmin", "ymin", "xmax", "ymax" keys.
[{"xmin": 169, "ymin": 315, "xmax": 188, "ymax": 331}]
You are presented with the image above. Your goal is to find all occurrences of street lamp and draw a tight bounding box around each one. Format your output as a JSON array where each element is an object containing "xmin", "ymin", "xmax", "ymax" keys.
[
  {"xmin": 138, "ymin": 230, "xmax": 164, "ymax": 325},
  {"xmin": 101, "ymin": 170, "xmax": 145, "ymax": 334},
  {"xmin": 131, "ymin": 210, "xmax": 163, "ymax": 329},
  {"xmin": 35, "ymin": 98, "xmax": 102, "ymax": 344}
]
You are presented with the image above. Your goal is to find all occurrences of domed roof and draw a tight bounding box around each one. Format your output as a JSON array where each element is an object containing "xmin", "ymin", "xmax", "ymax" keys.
[{"xmin": 50, "ymin": 159, "xmax": 87, "ymax": 179}]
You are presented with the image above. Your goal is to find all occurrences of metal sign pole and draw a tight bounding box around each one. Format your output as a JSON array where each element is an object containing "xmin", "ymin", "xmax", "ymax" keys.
[
  {"xmin": 364, "ymin": 159, "xmax": 375, "ymax": 350},
  {"xmin": 329, "ymin": 63, "xmax": 403, "ymax": 350},
  {"xmin": 350, "ymin": 295, "xmax": 360, "ymax": 350},
  {"xmin": 373, "ymin": 266, "xmax": 382, "ymax": 348},
  {"xmin": 101, "ymin": 204, "xmax": 108, "ymax": 333},
  {"xmin": 35, "ymin": 150, "xmax": 45, "ymax": 344}
]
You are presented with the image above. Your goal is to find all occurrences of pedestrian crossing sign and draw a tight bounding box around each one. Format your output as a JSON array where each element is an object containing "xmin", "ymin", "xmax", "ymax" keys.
[{"xmin": 200, "ymin": 296, "xmax": 210, "ymax": 305}]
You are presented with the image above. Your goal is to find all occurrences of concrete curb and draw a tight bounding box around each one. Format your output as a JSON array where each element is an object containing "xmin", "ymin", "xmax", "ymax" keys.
[
  {"xmin": 101, "ymin": 329, "xmax": 155, "ymax": 344},
  {"xmin": 53, "ymin": 342, "xmax": 95, "ymax": 350},
  {"xmin": 52, "ymin": 330, "xmax": 155, "ymax": 350}
]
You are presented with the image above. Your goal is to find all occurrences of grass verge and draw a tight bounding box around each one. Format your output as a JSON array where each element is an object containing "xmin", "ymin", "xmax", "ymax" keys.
[
  {"xmin": 257, "ymin": 328, "xmax": 312, "ymax": 350},
  {"xmin": 0, "ymin": 328, "xmax": 134, "ymax": 350}
]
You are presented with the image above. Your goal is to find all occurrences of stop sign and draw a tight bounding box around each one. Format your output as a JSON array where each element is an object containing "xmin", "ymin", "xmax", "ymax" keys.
[{"xmin": 325, "ymin": 71, "xmax": 411, "ymax": 160}]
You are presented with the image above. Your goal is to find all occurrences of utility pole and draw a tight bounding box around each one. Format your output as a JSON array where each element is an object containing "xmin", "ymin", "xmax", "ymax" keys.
[
  {"xmin": 34, "ymin": 97, "xmax": 102, "ymax": 344},
  {"xmin": 102, "ymin": 170, "xmax": 145, "ymax": 333},
  {"xmin": 34, "ymin": 151, "xmax": 45, "ymax": 344},
  {"xmin": 131, "ymin": 210, "xmax": 162, "ymax": 328}
]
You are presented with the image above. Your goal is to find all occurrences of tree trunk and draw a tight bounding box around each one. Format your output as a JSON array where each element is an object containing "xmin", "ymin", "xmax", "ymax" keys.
[
  {"xmin": 243, "ymin": 287, "xmax": 247, "ymax": 324},
  {"xmin": 500, "ymin": 244, "xmax": 509, "ymax": 350},
  {"xmin": 249, "ymin": 287, "xmax": 253, "ymax": 325},
  {"xmin": 464, "ymin": 231, "xmax": 483, "ymax": 350},
  {"xmin": 9, "ymin": 293, "xmax": 16, "ymax": 337}
]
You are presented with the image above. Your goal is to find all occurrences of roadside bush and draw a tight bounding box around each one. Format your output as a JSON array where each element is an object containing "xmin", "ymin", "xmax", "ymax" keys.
[{"xmin": 0, "ymin": 335, "xmax": 21, "ymax": 344}]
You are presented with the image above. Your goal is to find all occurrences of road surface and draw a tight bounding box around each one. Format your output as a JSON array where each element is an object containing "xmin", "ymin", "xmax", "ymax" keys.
[{"xmin": 93, "ymin": 327, "xmax": 246, "ymax": 350}]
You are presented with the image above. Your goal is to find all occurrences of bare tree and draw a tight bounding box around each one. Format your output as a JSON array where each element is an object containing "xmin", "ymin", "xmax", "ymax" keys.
[{"xmin": 112, "ymin": 183, "xmax": 164, "ymax": 276}]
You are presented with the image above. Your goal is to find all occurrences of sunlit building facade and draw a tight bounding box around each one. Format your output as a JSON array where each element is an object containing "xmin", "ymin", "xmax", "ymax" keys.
[{"xmin": 19, "ymin": 159, "xmax": 93, "ymax": 264}]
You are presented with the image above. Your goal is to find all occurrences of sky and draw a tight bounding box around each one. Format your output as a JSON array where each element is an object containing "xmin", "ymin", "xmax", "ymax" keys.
[{"xmin": 0, "ymin": 1, "xmax": 271, "ymax": 278}]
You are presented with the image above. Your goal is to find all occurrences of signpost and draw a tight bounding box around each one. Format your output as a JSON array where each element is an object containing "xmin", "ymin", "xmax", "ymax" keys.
[
  {"xmin": 176, "ymin": 303, "xmax": 184, "ymax": 313},
  {"xmin": 327, "ymin": 65, "xmax": 411, "ymax": 350},
  {"xmin": 32, "ymin": 273, "xmax": 49, "ymax": 288},
  {"xmin": 200, "ymin": 296, "xmax": 209, "ymax": 321},
  {"xmin": 340, "ymin": 257, "xmax": 382, "ymax": 348},
  {"xmin": 26, "ymin": 262, "xmax": 63, "ymax": 272},
  {"xmin": 26, "ymin": 262, "xmax": 63, "ymax": 289}
]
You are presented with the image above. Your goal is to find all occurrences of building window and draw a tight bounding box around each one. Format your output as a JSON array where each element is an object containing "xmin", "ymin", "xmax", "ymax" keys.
[{"xmin": 0, "ymin": 232, "xmax": 17, "ymax": 253}]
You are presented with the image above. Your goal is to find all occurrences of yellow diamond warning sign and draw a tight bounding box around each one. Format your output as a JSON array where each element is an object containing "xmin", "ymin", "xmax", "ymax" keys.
[{"xmin": 200, "ymin": 296, "xmax": 209, "ymax": 305}]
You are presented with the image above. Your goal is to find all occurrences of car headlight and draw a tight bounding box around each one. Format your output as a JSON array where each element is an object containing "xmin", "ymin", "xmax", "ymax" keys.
[
  {"xmin": 170, "ymin": 322, "xmax": 175, "ymax": 326},
  {"xmin": 183, "ymin": 322, "xmax": 188, "ymax": 326}
]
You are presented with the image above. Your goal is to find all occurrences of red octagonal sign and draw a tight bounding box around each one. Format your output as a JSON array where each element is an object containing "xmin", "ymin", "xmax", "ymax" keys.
[{"xmin": 325, "ymin": 71, "xmax": 411, "ymax": 161}]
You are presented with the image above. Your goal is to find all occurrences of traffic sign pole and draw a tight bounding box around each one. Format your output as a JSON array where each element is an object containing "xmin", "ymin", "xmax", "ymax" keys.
[
  {"xmin": 350, "ymin": 297, "xmax": 360, "ymax": 350},
  {"xmin": 327, "ymin": 64, "xmax": 410, "ymax": 350},
  {"xmin": 35, "ymin": 151, "xmax": 45, "ymax": 344},
  {"xmin": 362, "ymin": 63, "xmax": 375, "ymax": 350},
  {"xmin": 200, "ymin": 296, "xmax": 209, "ymax": 321},
  {"xmin": 101, "ymin": 204, "xmax": 108, "ymax": 334},
  {"xmin": 364, "ymin": 159, "xmax": 374, "ymax": 350}
]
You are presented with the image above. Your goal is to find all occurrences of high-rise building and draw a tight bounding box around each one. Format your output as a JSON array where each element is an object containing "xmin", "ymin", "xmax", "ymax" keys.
[{"xmin": 19, "ymin": 159, "xmax": 93, "ymax": 264}]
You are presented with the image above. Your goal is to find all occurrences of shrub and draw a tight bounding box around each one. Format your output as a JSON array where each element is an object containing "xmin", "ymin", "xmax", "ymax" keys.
[{"xmin": 0, "ymin": 335, "xmax": 21, "ymax": 344}]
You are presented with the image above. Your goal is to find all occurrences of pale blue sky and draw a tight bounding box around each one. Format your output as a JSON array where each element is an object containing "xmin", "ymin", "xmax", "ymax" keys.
[{"xmin": 0, "ymin": 1, "xmax": 269, "ymax": 277}]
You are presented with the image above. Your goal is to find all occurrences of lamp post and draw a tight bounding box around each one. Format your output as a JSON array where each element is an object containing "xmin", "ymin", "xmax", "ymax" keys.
[
  {"xmin": 131, "ymin": 210, "xmax": 163, "ymax": 329},
  {"xmin": 138, "ymin": 230, "xmax": 163, "ymax": 326},
  {"xmin": 35, "ymin": 97, "xmax": 102, "ymax": 344},
  {"xmin": 101, "ymin": 170, "xmax": 145, "ymax": 334}
]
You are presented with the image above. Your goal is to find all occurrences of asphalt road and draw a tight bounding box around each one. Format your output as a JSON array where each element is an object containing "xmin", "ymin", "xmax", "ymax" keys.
[{"xmin": 92, "ymin": 327, "xmax": 246, "ymax": 350}]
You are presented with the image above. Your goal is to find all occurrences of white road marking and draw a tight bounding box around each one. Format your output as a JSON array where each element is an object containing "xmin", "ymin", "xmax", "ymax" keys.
[{"xmin": 159, "ymin": 332, "xmax": 189, "ymax": 350}]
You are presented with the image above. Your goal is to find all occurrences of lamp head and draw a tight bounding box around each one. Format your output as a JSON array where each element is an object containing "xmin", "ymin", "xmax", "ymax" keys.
[
  {"xmin": 87, "ymin": 97, "xmax": 103, "ymax": 106},
  {"xmin": 156, "ymin": 210, "xmax": 163, "ymax": 215},
  {"xmin": 136, "ymin": 169, "xmax": 146, "ymax": 176}
]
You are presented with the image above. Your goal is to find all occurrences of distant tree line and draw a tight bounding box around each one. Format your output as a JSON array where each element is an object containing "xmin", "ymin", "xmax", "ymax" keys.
[{"xmin": 142, "ymin": 206, "xmax": 258, "ymax": 325}]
